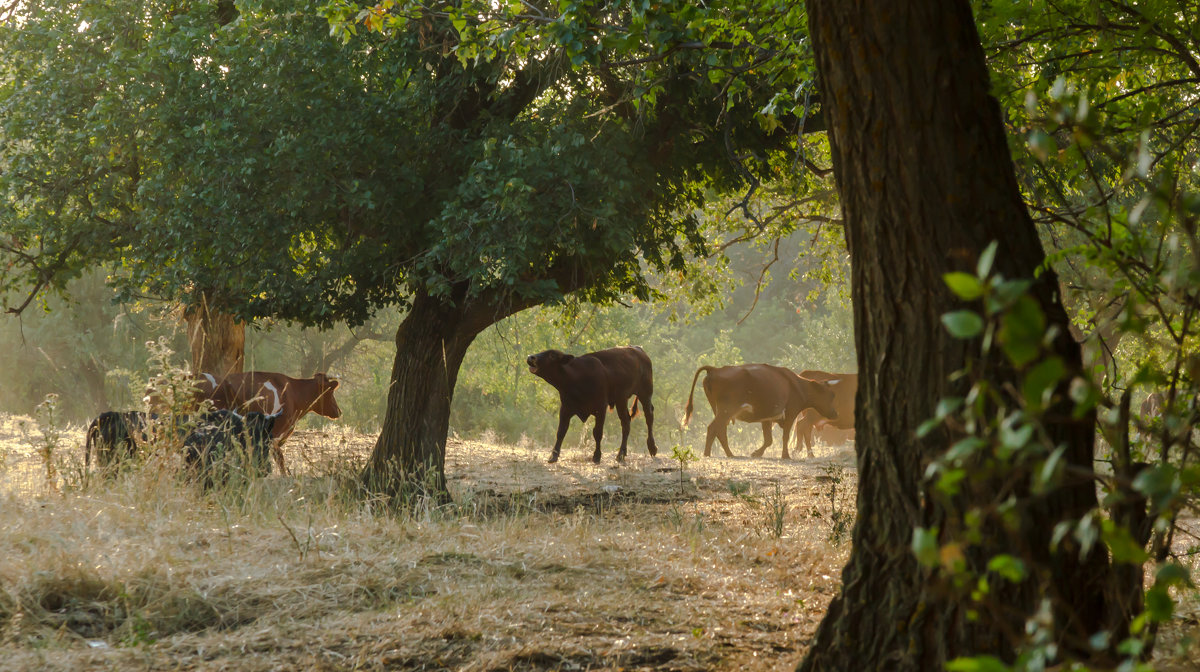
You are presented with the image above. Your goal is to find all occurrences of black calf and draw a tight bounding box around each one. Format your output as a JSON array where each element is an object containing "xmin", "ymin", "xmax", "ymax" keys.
[
  {"xmin": 183, "ymin": 410, "xmax": 278, "ymax": 489},
  {"xmin": 84, "ymin": 411, "xmax": 150, "ymax": 469}
]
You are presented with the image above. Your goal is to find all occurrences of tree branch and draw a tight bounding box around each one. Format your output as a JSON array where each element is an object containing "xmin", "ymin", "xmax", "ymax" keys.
[{"xmin": 736, "ymin": 236, "xmax": 780, "ymax": 325}]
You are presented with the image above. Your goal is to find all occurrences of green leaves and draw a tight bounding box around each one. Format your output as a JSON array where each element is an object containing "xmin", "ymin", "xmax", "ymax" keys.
[
  {"xmin": 912, "ymin": 526, "xmax": 941, "ymax": 568},
  {"xmin": 944, "ymin": 271, "xmax": 984, "ymax": 300},
  {"xmin": 945, "ymin": 656, "xmax": 1010, "ymax": 672},
  {"xmin": 986, "ymin": 554, "xmax": 1027, "ymax": 582},
  {"xmin": 942, "ymin": 310, "xmax": 985, "ymax": 338},
  {"xmin": 1021, "ymin": 356, "xmax": 1065, "ymax": 412},
  {"xmin": 998, "ymin": 295, "xmax": 1045, "ymax": 367}
]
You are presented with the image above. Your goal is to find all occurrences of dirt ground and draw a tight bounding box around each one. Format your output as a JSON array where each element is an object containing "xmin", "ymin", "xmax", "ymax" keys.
[{"xmin": 0, "ymin": 417, "xmax": 860, "ymax": 671}]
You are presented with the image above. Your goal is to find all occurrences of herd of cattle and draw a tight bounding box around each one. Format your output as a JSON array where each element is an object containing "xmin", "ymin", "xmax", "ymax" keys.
[
  {"xmin": 82, "ymin": 345, "xmax": 855, "ymax": 486},
  {"xmin": 526, "ymin": 345, "xmax": 856, "ymax": 463}
]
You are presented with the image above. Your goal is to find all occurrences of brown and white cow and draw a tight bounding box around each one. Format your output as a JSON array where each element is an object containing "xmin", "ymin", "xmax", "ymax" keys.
[
  {"xmin": 683, "ymin": 364, "xmax": 838, "ymax": 460},
  {"xmin": 199, "ymin": 371, "xmax": 342, "ymax": 474},
  {"xmin": 526, "ymin": 346, "xmax": 659, "ymax": 464},
  {"xmin": 793, "ymin": 370, "xmax": 858, "ymax": 457}
]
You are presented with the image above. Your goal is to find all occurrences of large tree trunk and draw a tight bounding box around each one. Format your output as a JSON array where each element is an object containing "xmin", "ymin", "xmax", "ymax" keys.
[
  {"xmin": 361, "ymin": 287, "xmax": 507, "ymax": 503},
  {"xmin": 184, "ymin": 296, "xmax": 245, "ymax": 378},
  {"xmin": 798, "ymin": 1, "xmax": 1128, "ymax": 669}
]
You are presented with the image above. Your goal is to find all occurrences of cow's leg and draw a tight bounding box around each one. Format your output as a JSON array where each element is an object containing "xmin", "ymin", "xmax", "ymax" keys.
[
  {"xmin": 548, "ymin": 407, "xmax": 572, "ymax": 463},
  {"xmin": 780, "ymin": 418, "xmax": 794, "ymax": 460},
  {"xmin": 794, "ymin": 416, "xmax": 813, "ymax": 458},
  {"xmin": 592, "ymin": 408, "xmax": 607, "ymax": 464},
  {"xmin": 751, "ymin": 422, "xmax": 775, "ymax": 458},
  {"xmin": 706, "ymin": 416, "xmax": 735, "ymax": 457},
  {"xmin": 641, "ymin": 396, "xmax": 658, "ymax": 457},
  {"xmin": 273, "ymin": 423, "xmax": 297, "ymax": 476},
  {"xmin": 615, "ymin": 402, "xmax": 632, "ymax": 463},
  {"xmin": 803, "ymin": 420, "xmax": 817, "ymax": 458},
  {"xmin": 270, "ymin": 440, "xmax": 289, "ymax": 476}
]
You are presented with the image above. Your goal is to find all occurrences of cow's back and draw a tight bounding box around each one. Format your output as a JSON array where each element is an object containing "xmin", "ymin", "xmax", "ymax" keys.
[
  {"xmin": 220, "ymin": 372, "xmax": 287, "ymax": 409},
  {"xmin": 703, "ymin": 364, "xmax": 791, "ymax": 403},
  {"xmin": 586, "ymin": 346, "xmax": 653, "ymax": 401},
  {"xmin": 209, "ymin": 372, "xmax": 294, "ymax": 437}
]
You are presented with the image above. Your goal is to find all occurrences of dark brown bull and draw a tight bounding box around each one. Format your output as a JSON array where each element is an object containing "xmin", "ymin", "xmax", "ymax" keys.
[
  {"xmin": 793, "ymin": 370, "xmax": 858, "ymax": 457},
  {"xmin": 526, "ymin": 346, "xmax": 659, "ymax": 464},
  {"xmin": 683, "ymin": 364, "xmax": 838, "ymax": 459}
]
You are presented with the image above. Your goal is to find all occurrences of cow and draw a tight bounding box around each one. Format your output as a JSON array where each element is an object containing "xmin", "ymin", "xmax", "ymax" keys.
[
  {"xmin": 182, "ymin": 409, "xmax": 277, "ymax": 489},
  {"xmin": 84, "ymin": 411, "xmax": 150, "ymax": 470},
  {"xmin": 526, "ymin": 346, "xmax": 659, "ymax": 464},
  {"xmin": 793, "ymin": 370, "xmax": 858, "ymax": 457},
  {"xmin": 199, "ymin": 371, "xmax": 342, "ymax": 475},
  {"xmin": 683, "ymin": 363, "xmax": 839, "ymax": 460}
]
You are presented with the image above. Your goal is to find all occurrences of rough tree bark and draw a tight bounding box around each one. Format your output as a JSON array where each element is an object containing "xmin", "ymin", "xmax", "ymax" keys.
[
  {"xmin": 798, "ymin": 1, "xmax": 1128, "ymax": 669},
  {"xmin": 361, "ymin": 286, "xmax": 534, "ymax": 503},
  {"xmin": 184, "ymin": 294, "xmax": 245, "ymax": 378}
]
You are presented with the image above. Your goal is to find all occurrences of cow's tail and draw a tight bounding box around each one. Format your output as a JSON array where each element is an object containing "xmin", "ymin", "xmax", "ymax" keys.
[
  {"xmin": 682, "ymin": 366, "xmax": 712, "ymax": 427},
  {"xmin": 630, "ymin": 396, "xmax": 641, "ymax": 419}
]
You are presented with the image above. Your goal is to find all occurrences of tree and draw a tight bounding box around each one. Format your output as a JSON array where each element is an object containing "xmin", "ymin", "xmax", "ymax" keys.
[
  {"xmin": 795, "ymin": 0, "xmax": 1135, "ymax": 668},
  {"xmin": 184, "ymin": 295, "xmax": 245, "ymax": 378},
  {"xmin": 975, "ymin": 0, "xmax": 1200, "ymax": 390},
  {"xmin": 0, "ymin": 0, "xmax": 809, "ymax": 501}
]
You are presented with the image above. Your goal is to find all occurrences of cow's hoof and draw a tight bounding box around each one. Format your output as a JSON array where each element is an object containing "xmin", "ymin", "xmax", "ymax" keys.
[
  {"xmin": 617, "ymin": 454, "xmax": 627, "ymax": 464},
  {"xmin": 548, "ymin": 455, "xmax": 559, "ymax": 464},
  {"xmin": 751, "ymin": 449, "xmax": 766, "ymax": 458},
  {"xmin": 592, "ymin": 454, "xmax": 602, "ymax": 464},
  {"xmin": 647, "ymin": 445, "xmax": 658, "ymax": 457}
]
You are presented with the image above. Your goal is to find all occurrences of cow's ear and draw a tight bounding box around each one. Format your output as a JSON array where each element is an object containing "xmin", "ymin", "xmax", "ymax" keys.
[
  {"xmin": 562, "ymin": 354, "xmax": 575, "ymax": 364},
  {"xmin": 328, "ymin": 378, "xmax": 340, "ymax": 389}
]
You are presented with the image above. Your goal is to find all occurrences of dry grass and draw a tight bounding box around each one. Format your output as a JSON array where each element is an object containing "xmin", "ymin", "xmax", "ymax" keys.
[
  {"xmin": 0, "ymin": 415, "xmax": 859, "ymax": 671},
  {"xmin": 3, "ymin": 415, "xmax": 1196, "ymax": 670}
]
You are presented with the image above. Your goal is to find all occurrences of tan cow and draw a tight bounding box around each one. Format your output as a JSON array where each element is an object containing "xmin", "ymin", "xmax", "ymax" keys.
[
  {"xmin": 793, "ymin": 370, "xmax": 858, "ymax": 458},
  {"xmin": 683, "ymin": 364, "xmax": 839, "ymax": 459}
]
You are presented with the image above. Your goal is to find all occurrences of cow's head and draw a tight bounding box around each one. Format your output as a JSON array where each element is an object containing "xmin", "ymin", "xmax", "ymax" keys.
[
  {"xmin": 819, "ymin": 380, "xmax": 841, "ymax": 420},
  {"xmin": 798, "ymin": 376, "xmax": 839, "ymax": 421},
  {"xmin": 526, "ymin": 349, "xmax": 573, "ymax": 378},
  {"xmin": 311, "ymin": 373, "xmax": 343, "ymax": 419}
]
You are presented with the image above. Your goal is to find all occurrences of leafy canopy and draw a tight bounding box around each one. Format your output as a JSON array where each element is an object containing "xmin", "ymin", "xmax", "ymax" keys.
[{"xmin": 0, "ymin": 0, "xmax": 818, "ymax": 327}]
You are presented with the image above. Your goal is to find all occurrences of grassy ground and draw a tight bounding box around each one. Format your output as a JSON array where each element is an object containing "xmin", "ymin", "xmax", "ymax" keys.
[{"xmin": 0, "ymin": 415, "xmax": 860, "ymax": 671}]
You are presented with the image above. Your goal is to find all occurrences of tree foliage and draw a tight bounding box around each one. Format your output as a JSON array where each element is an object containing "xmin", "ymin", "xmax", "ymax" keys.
[{"xmin": 0, "ymin": 0, "xmax": 825, "ymax": 324}]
